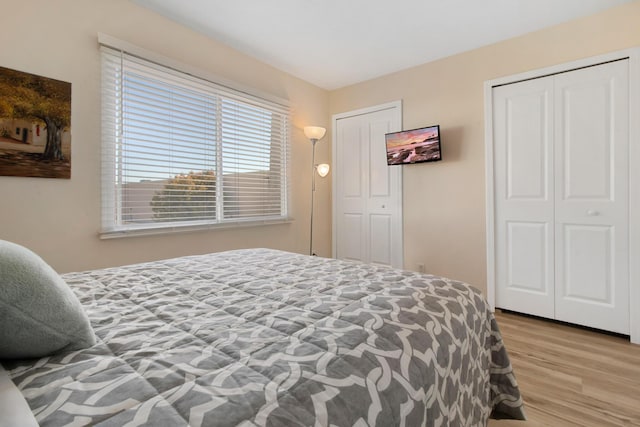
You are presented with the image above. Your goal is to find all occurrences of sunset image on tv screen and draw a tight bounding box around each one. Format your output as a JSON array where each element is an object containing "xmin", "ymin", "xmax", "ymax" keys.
[{"xmin": 385, "ymin": 125, "xmax": 441, "ymax": 165}]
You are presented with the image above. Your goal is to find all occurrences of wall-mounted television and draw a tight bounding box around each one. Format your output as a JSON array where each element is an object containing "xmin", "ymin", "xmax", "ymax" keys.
[{"xmin": 385, "ymin": 125, "xmax": 441, "ymax": 165}]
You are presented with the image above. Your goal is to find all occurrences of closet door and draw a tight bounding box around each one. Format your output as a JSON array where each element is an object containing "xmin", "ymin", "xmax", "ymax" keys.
[
  {"xmin": 493, "ymin": 60, "xmax": 630, "ymax": 334},
  {"xmin": 333, "ymin": 104, "xmax": 403, "ymax": 267},
  {"xmin": 494, "ymin": 77, "xmax": 555, "ymax": 319},
  {"xmin": 554, "ymin": 61, "xmax": 629, "ymax": 334}
]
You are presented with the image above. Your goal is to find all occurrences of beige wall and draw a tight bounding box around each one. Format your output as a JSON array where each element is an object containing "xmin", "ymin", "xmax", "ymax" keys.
[
  {"xmin": 0, "ymin": 0, "xmax": 331, "ymax": 272},
  {"xmin": 329, "ymin": 2, "xmax": 640, "ymax": 293},
  {"xmin": 2, "ymin": 1, "xmax": 637, "ymax": 286}
]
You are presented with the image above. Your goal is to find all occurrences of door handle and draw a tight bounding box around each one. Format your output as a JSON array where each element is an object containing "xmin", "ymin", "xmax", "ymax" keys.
[{"xmin": 586, "ymin": 210, "xmax": 599, "ymax": 216}]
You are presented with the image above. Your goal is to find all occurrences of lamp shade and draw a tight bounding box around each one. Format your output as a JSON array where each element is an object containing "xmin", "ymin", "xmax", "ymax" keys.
[
  {"xmin": 304, "ymin": 126, "xmax": 326, "ymax": 141},
  {"xmin": 316, "ymin": 163, "xmax": 330, "ymax": 178}
]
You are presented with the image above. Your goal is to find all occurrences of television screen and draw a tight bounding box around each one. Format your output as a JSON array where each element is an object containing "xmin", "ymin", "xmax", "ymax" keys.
[{"xmin": 385, "ymin": 125, "xmax": 441, "ymax": 165}]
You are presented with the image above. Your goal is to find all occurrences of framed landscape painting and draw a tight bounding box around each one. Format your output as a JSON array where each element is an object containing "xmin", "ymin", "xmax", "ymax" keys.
[{"xmin": 0, "ymin": 66, "xmax": 71, "ymax": 179}]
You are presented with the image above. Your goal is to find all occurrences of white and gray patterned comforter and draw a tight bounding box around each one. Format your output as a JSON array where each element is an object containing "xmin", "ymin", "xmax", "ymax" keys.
[{"xmin": 3, "ymin": 248, "xmax": 525, "ymax": 426}]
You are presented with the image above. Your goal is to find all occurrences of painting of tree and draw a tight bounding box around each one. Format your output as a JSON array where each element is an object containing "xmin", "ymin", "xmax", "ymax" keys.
[
  {"xmin": 0, "ymin": 66, "xmax": 71, "ymax": 179},
  {"xmin": 151, "ymin": 171, "xmax": 216, "ymax": 221}
]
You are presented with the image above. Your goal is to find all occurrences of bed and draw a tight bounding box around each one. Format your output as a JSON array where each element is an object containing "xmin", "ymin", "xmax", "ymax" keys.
[{"xmin": 1, "ymin": 247, "xmax": 525, "ymax": 426}]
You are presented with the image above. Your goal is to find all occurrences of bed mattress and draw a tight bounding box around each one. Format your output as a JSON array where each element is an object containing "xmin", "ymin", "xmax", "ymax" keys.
[{"xmin": 2, "ymin": 248, "xmax": 524, "ymax": 426}]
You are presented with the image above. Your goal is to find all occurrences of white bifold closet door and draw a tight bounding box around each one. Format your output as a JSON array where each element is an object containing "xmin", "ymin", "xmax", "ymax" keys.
[
  {"xmin": 493, "ymin": 60, "xmax": 629, "ymax": 334},
  {"xmin": 333, "ymin": 104, "xmax": 403, "ymax": 268}
]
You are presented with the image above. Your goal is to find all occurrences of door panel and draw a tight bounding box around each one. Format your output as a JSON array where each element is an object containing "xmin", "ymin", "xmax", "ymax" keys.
[
  {"xmin": 560, "ymin": 78, "xmax": 612, "ymax": 200},
  {"xmin": 370, "ymin": 214, "xmax": 391, "ymax": 265},
  {"xmin": 335, "ymin": 119, "xmax": 366, "ymax": 261},
  {"xmin": 494, "ymin": 77, "xmax": 555, "ymax": 319},
  {"xmin": 561, "ymin": 224, "xmax": 613, "ymax": 303},
  {"xmin": 505, "ymin": 93, "xmax": 550, "ymax": 200},
  {"xmin": 554, "ymin": 61, "xmax": 629, "ymax": 334},
  {"xmin": 506, "ymin": 221, "xmax": 550, "ymax": 294},
  {"xmin": 340, "ymin": 124, "xmax": 364, "ymax": 198},
  {"xmin": 369, "ymin": 120, "xmax": 392, "ymax": 198},
  {"xmin": 340, "ymin": 213, "xmax": 364, "ymax": 262}
]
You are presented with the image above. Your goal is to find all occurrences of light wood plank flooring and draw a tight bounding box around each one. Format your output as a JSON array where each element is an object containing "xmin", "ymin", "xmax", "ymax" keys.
[{"xmin": 489, "ymin": 310, "xmax": 640, "ymax": 427}]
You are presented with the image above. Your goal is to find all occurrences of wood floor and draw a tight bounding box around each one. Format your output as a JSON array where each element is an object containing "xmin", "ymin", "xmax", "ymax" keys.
[{"xmin": 489, "ymin": 310, "xmax": 640, "ymax": 427}]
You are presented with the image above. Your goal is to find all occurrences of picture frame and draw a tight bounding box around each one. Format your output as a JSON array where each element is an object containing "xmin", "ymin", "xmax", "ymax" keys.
[{"xmin": 0, "ymin": 66, "xmax": 71, "ymax": 179}]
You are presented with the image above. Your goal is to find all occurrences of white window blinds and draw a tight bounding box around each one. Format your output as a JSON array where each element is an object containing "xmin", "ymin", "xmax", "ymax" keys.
[{"xmin": 101, "ymin": 45, "xmax": 289, "ymax": 236}]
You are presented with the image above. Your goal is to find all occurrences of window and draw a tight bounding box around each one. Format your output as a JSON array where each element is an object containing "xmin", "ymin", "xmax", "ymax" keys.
[{"xmin": 100, "ymin": 44, "xmax": 289, "ymax": 236}]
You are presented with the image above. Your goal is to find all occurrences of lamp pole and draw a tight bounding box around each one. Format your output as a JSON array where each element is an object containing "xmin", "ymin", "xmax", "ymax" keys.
[{"xmin": 309, "ymin": 138, "xmax": 317, "ymax": 256}]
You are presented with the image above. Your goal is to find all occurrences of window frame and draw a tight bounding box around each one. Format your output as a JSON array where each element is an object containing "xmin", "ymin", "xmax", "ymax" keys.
[{"xmin": 99, "ymin": 35, "xmax": 291, "ymax": 238}]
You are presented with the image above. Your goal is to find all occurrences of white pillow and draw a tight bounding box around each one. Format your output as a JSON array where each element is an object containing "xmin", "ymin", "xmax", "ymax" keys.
[{"xmin": 0, "ymin": 240, "xmax": 95, "ymax": 358}]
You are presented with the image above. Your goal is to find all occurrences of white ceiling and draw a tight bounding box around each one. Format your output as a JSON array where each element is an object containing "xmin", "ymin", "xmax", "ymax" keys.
[{"xmin": 133, "ymin": 0, "xmax": 632, "ymax": 90}]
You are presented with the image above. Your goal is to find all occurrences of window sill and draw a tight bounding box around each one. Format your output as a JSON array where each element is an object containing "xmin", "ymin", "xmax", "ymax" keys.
[{"xmin": 99, "ymin": 218, "xmax": 294, "ymax": 240}]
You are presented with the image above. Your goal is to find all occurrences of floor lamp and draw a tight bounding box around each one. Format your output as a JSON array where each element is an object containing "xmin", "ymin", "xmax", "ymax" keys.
[{"xmin": 304, "ymin": 126, "xmax": 329, "ymax": 256}]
